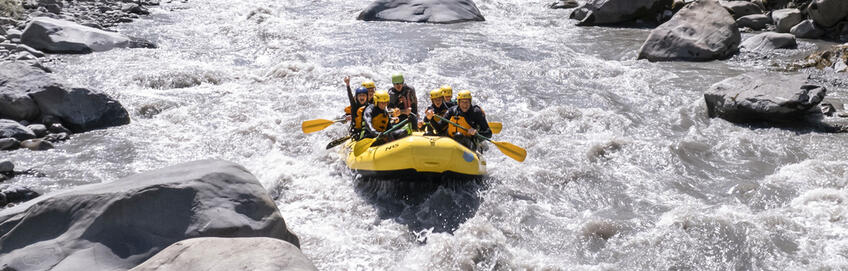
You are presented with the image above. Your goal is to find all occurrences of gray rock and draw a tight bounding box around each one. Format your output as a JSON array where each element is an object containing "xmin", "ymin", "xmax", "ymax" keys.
[
  {"xmin": 5, "ymin": 29, "xmax": 22, "ymax": 40},
  {"xmin": 357, "ymin": 0, "xmax": 485, "ymax": 24},
  {"xmin": 20, "ymin": 138, "xmax": 53, "ymax": 150},
  {"xmin": 47, "ymin": 122, "xmax": 71, "ymax": 134},
  {"xmin": 0, "ymin": 119, "xmax": 36, "ymax": 141},
  {"xmin": 637, "ymin": 0, "xmax": 740, "ymax": 61},
  {"xmin": 0, "ymin": 62, "xmax": 131, "ymax": 132},
  {"xmin": 570, "ymin": 0, "xmax": 672, "ymax": 26},
  {"xmin": 0, "ymin": 138, "xmax": 20, "ymax": 150},
  {"xmin": 122, "ymin": 3, "xmax": 150, "ymax": 15},
  {"xmin": 740, "ymin": 32, "xmax": 797, "ymax": 51},
  {"xmin": 0, "ymin": 160, "xmax": 12, "ymax": 172},
  {"xmin": 705, "ymin": 72, "xmax": 826, "ymax": 123},
  {"xmin": 0, "ymin": 160, "xmax": 300, "ymax": 271},
  {"xmin": 0, "ymin": 185, "xmax": 40, "ymax": 205},
  {"xmin": 43, "ymin": 132, "xmax": 68, "ymax": 142},
  {"xmin": 791, "ymin": 19, "xmax": 826, "ymax": 39},
  {"xmin": 131, "ymin": 237, "xmax": 317, "ymax": 271},
  {"xmin": 807, "ymin": 0, "xmax": 848, "ymax": 28},
  {"xmin": 21, "ymin": 17, "xmax": 133, "ymax": 54},
  {"xmin": 550, "ymin": 0, "xmax": 579, "ymax": 9},
  {"xmin": 12, "ymin": 44, "xmax": 45, "ymax": 58},
  {"xmin": 771, "ymin": 8, "xmax": 803, "ymax": 33},
  {"xmin": 26, "ymin": 124, "xmax": 47, "ymax": 137},
  {"xmin": 719, "ymin": 0, "xmax": 762, "ymax": 19},
  {"xmin": 735, "ymin": 14, "xmax": 770, "ymax": 30}
]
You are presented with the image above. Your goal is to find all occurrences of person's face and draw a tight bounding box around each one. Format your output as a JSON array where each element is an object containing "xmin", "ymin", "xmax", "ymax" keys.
[
  {"xmin": 356, "ymin": 93, "xmax": 367, "ymax": 104},
  {"xmin": 443, "ymin": 96, "xmax": 450, "ymax": 103},
  {"xmin": 367, "ymin": 88, "xmax": 375, "ymax": 100},
  {"xmin": 459, "ymin": 99, "xmax": 471, "ymax": 112},
  {"xmin": 432, "ymin": 98, "xmax": 443, "ymax": 107},
  {"xmin": 377, "ymin": 101, "xmax": 388, "ymax": 110},
  {"xmin": 393, "ymin": 83, "xmax": 403, "ymax": 90}
]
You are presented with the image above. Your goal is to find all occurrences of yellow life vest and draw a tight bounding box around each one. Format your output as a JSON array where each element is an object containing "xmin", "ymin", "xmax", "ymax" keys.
[{"xmin": 448, "ymin": 115, "xmax": 472, "ymax": 136}]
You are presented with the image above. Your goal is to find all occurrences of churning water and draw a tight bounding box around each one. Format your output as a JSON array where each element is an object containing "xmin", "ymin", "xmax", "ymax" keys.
[{"xmin": 4, "ymin": 0, "xmax": 848, "ymax": 269}]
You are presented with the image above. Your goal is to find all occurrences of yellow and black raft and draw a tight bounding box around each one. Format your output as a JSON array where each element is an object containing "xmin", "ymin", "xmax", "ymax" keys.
[{"xmin": 343, "ymin": 132, "xmax": 487, "ymax": 178}]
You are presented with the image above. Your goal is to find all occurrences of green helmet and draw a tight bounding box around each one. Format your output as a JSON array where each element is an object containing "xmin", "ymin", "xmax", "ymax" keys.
[{"xmin": 391, "ymin": 73, "xmax": 404, "ymax": 84}]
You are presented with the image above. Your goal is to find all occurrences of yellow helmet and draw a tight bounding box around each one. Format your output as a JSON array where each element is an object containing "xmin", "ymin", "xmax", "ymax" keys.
[
  {"xmin": 361, "ymin": 81, "xmax": 376, "ymax": 89},
  {"xmin": 373, "ymin": 90, "xmax": 390, "ymax": 103},
  {"xmin": 457, "ymin": 90, "xmax": 472, "ymax": 101},
  {"xmin": 440, "ymin": 85, "xmax": 453, "ymax": 98},
  {"xmin": 430, "ymin": 89, "xmax": 443, "ymax": 99}
]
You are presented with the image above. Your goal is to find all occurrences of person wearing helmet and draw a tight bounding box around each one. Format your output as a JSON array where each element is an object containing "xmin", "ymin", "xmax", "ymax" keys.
[
  {"xmin": 362, "ymin": 90, "xmax": 407, "ymax": 144},
  {"xmin": 440, "ymin": 84, "xmax": 456, "ymax": 108},
  {"xmin": 343, "ymin": 76, "xmax": 370, "ymax": 136},
  {"xmin": 361, "ymin": 80, "xmax": 376, "ymax": 104},
  {"xmin": 388, "ymin": 73, "xmax": 419, "ymax": 131},
  {"xmin": 441, "ymin": 90, "xmax": 491, "ymax": 151},
  {"xmin": 420, "ymin": 88, "xmax": 450, "ymax": 136}
]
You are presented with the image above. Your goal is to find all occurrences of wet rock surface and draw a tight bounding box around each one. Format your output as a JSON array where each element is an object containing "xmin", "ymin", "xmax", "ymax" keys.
[
  {"xmin": 705, "ymin": 72, "xmax": 827, "ymax": 123},
  {"xmin": 357, "ymin": 0, "xmax": 485, "ymax": 24},
  {"xmin": 637, "ymin": 0, "xmax": 740, "ymax": 61}
]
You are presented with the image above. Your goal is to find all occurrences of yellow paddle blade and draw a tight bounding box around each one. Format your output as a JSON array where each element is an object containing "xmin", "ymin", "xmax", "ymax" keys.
[
  {"xmin": 491, "ymin": 140, "xmax": 526, "ymax": 162},
  {"xmin": 353, "ymin": 138, "xmax": 376, "ymax": 157},
  {"xmin": 488, "ymin": 122, "xmax": 502, "ymax": 134},
  {"xmin": 301, "ymin": 119, "xmax": 335, "ymax": 134}
]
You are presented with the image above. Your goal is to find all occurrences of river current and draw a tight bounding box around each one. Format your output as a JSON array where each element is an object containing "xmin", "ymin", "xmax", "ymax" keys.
[{"xmin": 4, "ymin": 0, "xmax": 848, "ymax": 269}]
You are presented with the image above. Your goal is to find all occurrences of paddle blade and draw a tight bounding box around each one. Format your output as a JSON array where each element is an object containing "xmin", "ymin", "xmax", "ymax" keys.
[
  {"xmin": 491, "ymin": 140, "xmax": 526, "ymax": 162},
  {"xmin": 326, "ymin": 136, "xmax": 351, "ymax": 149},
  {"xmin": 488, "ymin": 122, "xmax": 502, "ymax": 134},
  {"xmin": 353, "ymin": 138, "xmax": 375, "ymax": 156},
  {"xmin": 301, "ymin": 119, "xmax": 335, "ymax": 134}
]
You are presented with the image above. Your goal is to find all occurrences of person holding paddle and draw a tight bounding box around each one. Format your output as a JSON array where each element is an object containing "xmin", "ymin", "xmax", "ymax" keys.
[
  {"xmin": 441, "ymin": 90, "xmax": 491, "ymax": 151},
  {"xmin": 342, "ymin": 76, "xmax": 369, "ymax": 138},
  {"xmin": 361, "ymin": 90, "xmax": 407, "ymax": 145},
  {"xmin": 420, "ymin": 88, "xmax": 450, "ymax": 136},
  {"xmin": 441, "ymin": 84, "xmax": 456, "ymax": 108},
  {"xmin": 388, "ymin": 73, "xmax": 418, "ymax": 131}
]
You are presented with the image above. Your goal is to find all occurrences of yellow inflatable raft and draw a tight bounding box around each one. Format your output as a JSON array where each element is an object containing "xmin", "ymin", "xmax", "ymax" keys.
[{"xmin": 343, "ymin": 132, "xmax": 487, "ymax": 177}]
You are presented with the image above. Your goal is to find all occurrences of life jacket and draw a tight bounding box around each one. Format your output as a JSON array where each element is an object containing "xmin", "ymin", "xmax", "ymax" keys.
[
  {"xmin": 344, "ymin": 106, "xmax": 351, "ymax": 115},
  {"xmin": 371, "ymin": 109, "xmax": 389, "ymax": 132},
  {"xmin": 354, "ymin": 106, "xmax": 365, "ymax": 129},
  {"xmin": 448, "ymin": 115, "xmax": 473, "ymax": 136}
]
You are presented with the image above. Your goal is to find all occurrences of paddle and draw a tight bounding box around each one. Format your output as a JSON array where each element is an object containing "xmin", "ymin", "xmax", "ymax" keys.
[
  {"xmin": 326, "ymin": 135, "xmax": 351, "ymax": 149},
  {"xmin": 301, "ymin": 119, "xmax": 344, "ymax": 134},
  {"xmin": 435, "ymin": 115, "xmax": 526, "ymax": 162},
  {"xmin": 353, "ymin": 117, "xmax": 413, "ymax": 157},
  {"xmin": 489, "ymin": 122, "xmax": 502, "ymax": 134}
]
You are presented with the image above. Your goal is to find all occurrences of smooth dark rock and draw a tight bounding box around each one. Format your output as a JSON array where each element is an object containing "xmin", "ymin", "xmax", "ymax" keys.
[
  {"xmin": 47, "ymin": 123, "xmax": 71, "ymax": 134},
  {"xmin": 131, "ymin": 237, "xmax": 317, "ymax": 271},
  {"xmin": 719, "ymin": 0, "xmax": 762, "ymax": 19},
  {"xmin": 705, "ymin": 72, "xmax": 826, "ymax": 123},
  {"xmin": 21, "ymin": 17, "xmax": 134, "ymax": 54},
  {"xmin": 0, "ymin": 160, "xmax": 300, "ymax": 271},
  {"xmin": 791, "ymin": 19, "xmax": 826, "ymax": 39},
  {"xmin": 357, "ymin": 0, "xmax": 485, "ymax": 24},
  {"xmin": 43, "ymin": 132, "xmax": 68, "ymax": 142},
  {"xmin": 570, "ymin": 0, "xmax": 672, "ymax": 26},
  {"xmin": 20, "ymin": 138, "xmax": 53, "ymax": 150},
  {"xmin": 550, "ymin": 0, "xmax": 579, "ymax": 9},
  {"xmin": 26, "ymin": 124, "xmax": 47, "ymax": 137},
  {"xmin": 0, "ymin": 138, "xmax": 20, "ymax": 151},
  {"xmin": 741, "ymin": 32, "xmax": 797, "ymax": 51},
  {"xmin": 736, "ymin": 14, "xmax": 771, "ymax": 30},
  {"xmin": 637, "ymin": 0, "xmax": 740, "ymax": 61},
  {"xmin": 122, "ymin": 3, "xmax": 150, "ymax": 15},
  {"xmin": 0, "ymin": 160, "xmax": 12, "ymax": 173},
  {"xmin": 772, "ymin": 8, "xmax": 803, "ymax": 33},
  {"xmin": 0, "ymin": 185, "xmax": 40, "ymax": 205},
  {"xmin": 807, "ymin": 0, "xmax": 848, "ymax": 28},
  {"xmin": 0, "ymin": 62, "xmax": 130, "ymax": 132},
  {"xmin": 0, "ymin": 119, "xmax": 36, "ymax": 141}
]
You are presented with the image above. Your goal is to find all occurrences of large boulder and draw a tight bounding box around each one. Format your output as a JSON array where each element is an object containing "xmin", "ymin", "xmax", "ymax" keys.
[
  {"xmin": 740, "ymin": 32, "xmax": 797, "ymax": 51},
  {"xmin": 20, "ymin": 17, "xmax": 148, "ymax": 54},
  {"xmin": 131, "ymin": 237, "xmax": 317, "ymax": 271},
  {"xmin": 771, "ymin": 8, "xmax": 804, "ymax": 33},
  {"xmin": 806, "ymin": 0, "xmax": 848, "ymax": 28},
  {"xmin": 637, "ymin": 0, "xmax": 741, "ymax": 61},
  {"xmin": 736, "ymin": 14, "xmax": 771, "ymax": 30},
  {"xmin": 719, "ymin": 0, "xmax": 762, "ymax": 19},
  {"xmin": 569, "ymin": 0, "xmax": 672, "ymax": 26},
  {"xmin": 357, "ymin": 0, "xmax": 485, "ymax": 24},
  {"xmin": 0, "ymin": 62, "xmax": 130, "ymax": 132},
  {"xmin": 705, "ymin": 72, "xmax": 826, "ymax": 123},
  {"xmin": 791, "ymin": 19, "xmax": 826, "ymax": 38},
  {"xmin": 0, "ymin": 119, "xmax": 36, "ymax": 141},
  {"xmin": 0, "ymin": 160, "xmax": 300, "ymax": 271}
]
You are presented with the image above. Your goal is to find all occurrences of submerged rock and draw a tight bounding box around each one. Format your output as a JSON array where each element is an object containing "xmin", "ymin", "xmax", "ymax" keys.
[
  {"xmin": 0, "ymin": 160, "xmax": 12, "ymax": 173},
  {"xmin": 21, "ymin": 17, "xmax": 152, "ymax": 54},
  {"xmin": 705, "ymin": 72, "xmax": 826, "ymax": 123},
  {"xmin": 637, "ymin": 0, "xmax": 741, "ymax": 61},
  {"xmin": 0, "ymin": 185, "xmax": 40, "ymax": 206},
  {"xmin": 20, "ymin": 138, "xmax": 53, "ymax": 151},
  {"xmin": 357, "ymin": 0, "xmax": 485, "ymax": 24},
  {"xmin": 741, "ymin": 32, "xmax": 797, "ymax": 51},
  {"xmin": 0, "ymin": 62, "xmax": 130, "ymax": 132},
  {"xmin": 0, "ymin": 160, "xmax": 300, "ymax": 271},
  {"xmin": 131, "ymin": 237, "xmax": 317, "ymax": 271},
  {"xmin": 570, "ymin": 0, "xmax": 672, "ymax": 26}
]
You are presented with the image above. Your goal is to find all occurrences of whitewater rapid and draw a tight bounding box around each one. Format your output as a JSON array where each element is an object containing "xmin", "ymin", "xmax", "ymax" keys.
[{"xmin": 3, "ymin": 0, "xmax": 848, "ymax": 269}]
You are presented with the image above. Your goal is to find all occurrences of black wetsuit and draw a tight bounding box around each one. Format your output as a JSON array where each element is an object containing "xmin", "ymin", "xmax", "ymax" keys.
[
  {"xmin": 423, "ymin": 102, "xmax": 449, "ymax": 136},
  {"xmin": 388, "ymin": 84, "xmax": 418, "ymax": 131},
  {"xmin": 442, "ymin": 105, "xmax": 491, "ymax": 151}
]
